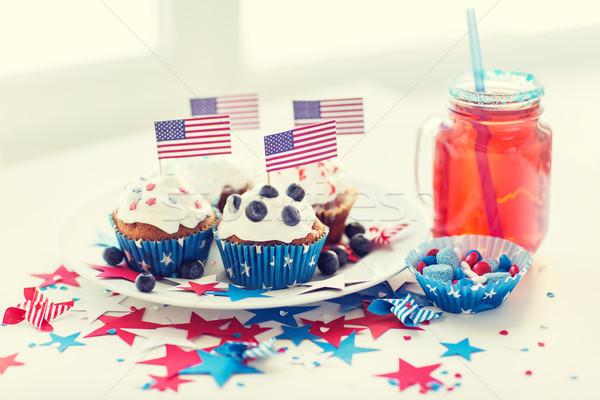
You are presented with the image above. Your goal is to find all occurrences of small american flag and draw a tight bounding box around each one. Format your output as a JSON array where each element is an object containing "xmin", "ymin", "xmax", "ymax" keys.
[
  {"xmin": 154, "ymin": 115, "xmax": 231, "ymax": 160},
  {"xmin": 293, "ymin": 98, "xmax": 364, "ymax": 135},
  {"xmin": 190, "ymin": 93, "xmax": 259, "ymax": 130},
  {"xmin": 264, "ymin": 120, "xmax": 337, "ymax": 173}
]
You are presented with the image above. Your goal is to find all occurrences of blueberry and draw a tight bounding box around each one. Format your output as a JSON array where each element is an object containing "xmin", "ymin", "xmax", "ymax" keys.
[
  {"xmin": 349, "ymin": 233, "xmax": 371, "ymax": 257},
  {"xmin": 180, "ymin": 259, "xmax": 204, "ymax": 279},
  {"xmin": 281, "ymin": 205, "xmax": 301, "ymax": 226},
  {"xmin": 227, "ymin": 194, "xmax": 242, "ymax": 213},
  {"xmin": 258, "ymin": 185, "xmax": 279, "ymax": 198},
  {"xmin": 345, "ymin": 222, "xmax": 366, "ymax": 239},
  {"xmin": 317, "ymin": 250, "xmax": 339, "ymax": 275},
  {"xmin": 330, "ymin": 245, "xmax": 348, "ymax": 267},
  {"xmin": 103, "ymin": 246, "xmax": 123, "ymax": 266},
  {"xmin": 135, "ymin": 271, "xmax": 156, "ymax": 293},
  {"xmin": 245, "ymin": 200, "xmax": 268, "ymax": 222},
  {"xmin": 286, "ymin": 183, "xmax": 305, "ymax": 202}
]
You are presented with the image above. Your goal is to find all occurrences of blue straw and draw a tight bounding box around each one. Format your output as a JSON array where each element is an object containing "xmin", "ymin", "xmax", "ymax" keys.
[{"xmin": 466, "ymin": 8, "xmax": 485, "ymax": 92}]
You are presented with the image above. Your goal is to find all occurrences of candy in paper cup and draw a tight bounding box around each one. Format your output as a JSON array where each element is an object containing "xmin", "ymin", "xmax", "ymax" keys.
[
  {"xmin": 213, "ymin": 228, "xmax": 329, "ymax": 290},
  {"xmin": 406, "ymin": 235, "xmax": 533, "ymax": 314},
  {"xmin": 111, "ymin": 216, "xmax": 214, "ymax": 278}
]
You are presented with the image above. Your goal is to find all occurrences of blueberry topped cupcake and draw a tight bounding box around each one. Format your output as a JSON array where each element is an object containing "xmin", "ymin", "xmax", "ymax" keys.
[
  {"xmin": 273, "ymin": 159, "xmax": 357, "ymax": 243},
  {"xmin": 162, "ymin": 155, "xmax": 252, "ymax": 212},
  {"xmin": 112, "ymin": 174, "xmax": 216, "ymax": 277},
  {"xmin": 214, "ymin": 183, "xmax": 329, "ymax": 289}
]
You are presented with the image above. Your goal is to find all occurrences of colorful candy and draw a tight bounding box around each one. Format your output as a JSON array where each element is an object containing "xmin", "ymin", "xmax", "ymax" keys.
[
  {"xmin": 483, "ymin": 272, "xmax": 511, "ymax": 284},
  {"xmin": 421, "ymin": 255, "xmax": 437, "ymax": 266},
  {"xmin": 499, "ymin": 254, "xmax": 512, "ymax": 271},
  {"xmin": 417, "ymin": 261, "xmax": 427, "ymax": 274},
  {"xmin": 462, "ymin": 252, "xmax": 479, "ymax": 267},
  {"xmin": 509, "ymin": 265, "xmax": 519, "ymax": 277},
  {"xmin": 482, "ymin": 258, "xmax": 500, "ymax": 272},
  {"xmin": 472, "ymin": 261, "xmax": 491, "ymax": 276},
  {"xmin": 423, "ymin": 264, "xmax": 454, "ymax": 281},
  {"xmin": 426, "ymin": 248, "xmax": 439, "ymax": 257},
  {"xmin": 436, "ymin": 248, "xmax": 460, "ymax": 269}
]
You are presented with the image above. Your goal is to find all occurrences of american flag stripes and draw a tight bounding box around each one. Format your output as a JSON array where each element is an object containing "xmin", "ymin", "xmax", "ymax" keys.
[
  {"xmin": 368, "ymin": 295, "xmax": 442, "ymax": 328},
  {"xmin": 190, "ymin": 93, "xmax": 259, "ymax": 130},
  {"xmin": 293, "ymin": 98, "xmax": 364, "ymax": 135},
  {"xmin": 2, "ymin": 287, "xmax": 74, "ymax": 332},
  {"xmin": 263, "ymin": 120, "xmax": 337, "ymax": 173},
  {"xmin": 154, "ymin": 115, "xmax": 231, "ymax": 160}
]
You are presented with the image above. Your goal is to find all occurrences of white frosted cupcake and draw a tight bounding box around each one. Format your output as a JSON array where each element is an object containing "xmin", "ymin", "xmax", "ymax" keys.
[
  {"xmin": 272, "ymin": 159, "xmax": 357, "ymax": 243},
  {"xmin": 214, "ymin": 183, "xmax": 329, "ymax": 289},
  {"xmin": 162, "ymin": 155, "xmax": 252, "ymax": 211},
  {"xmin": 111, "ymin": 174, "xmax": 216, "ymax": 277}
]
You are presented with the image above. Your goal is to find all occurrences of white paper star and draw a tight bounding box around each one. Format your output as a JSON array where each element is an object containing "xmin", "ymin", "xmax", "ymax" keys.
[
  {"xmin": 447, "ymin": 286, "xmax": 461, "ymax": 298},
  {"xmin": 483, "ymin": 288, "xmax": 497, "ymax": 299},
  {"xmin": 283, "ymin": 255, "xmax": 294, "ymax": 268},
  {"xmin": 297, "ymin": 274, "xmax": 348, "ymax": 294},
  {"xmin": 70, "ymin": 282, "xmax": 129, "ymax": 323},
  {"xmin": 241, "ymin": 262, "xmax": 251, "ymax": 277},
  {"xmin": 161, "ymin": 252, "xmax": 173, "ymax": 266},
  {"xmin": 122, "ymin": 326, "xmax": 196, "ymax": 350}
]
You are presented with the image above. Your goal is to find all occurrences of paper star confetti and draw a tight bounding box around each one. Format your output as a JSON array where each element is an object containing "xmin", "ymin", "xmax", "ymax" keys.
[
  {"xmin": 297, "ymin": 274, "xmax": 366, "ymax": 295},
  {"xmin": 215, "ymin": 317, "xmax": 272, "ymax": 344},
  {"xmin": 0, "ymin": 353, "xmax": 24, "ymax": 375},
  {"xmin": 171, "ymin": 312, "xmax": 232, "ymax": 340},
  {"xmin": 123, "ymin": 327, "xmax": 196, "ymax": 350},
  {"xmin": 139, "ymin": 344, "xmax": 202, "ymax": 377},
  {"xmin": 180, "ymin": 350, "xmax": 262, "ymax": 387},
  {"xmin": 3, "ymin": 287, "xmax": 74, "ymax": 331},
  {"xmin": 276, "ymin": 324, "xmax": 321, "ymax": 346},
  {"xmin": 88, "ymin": 263, "xmax": 140, "ymax": 282},
  {"xmin": 84, "ymin": 308, "xmax": 163, "ymax": 346},
  {"xmin": 175, "ymin": 281, "xmax": 226, "ymax": 296},
  {"xmin": 31, "ymin": 265, "xmax": 80, "ymax": 288},
  {"xmin": 440, "ymin": 338, "xmax": 484, "ymax": 361},
  {"xmin": 314, "ymin": 331, "xmax": 377, "ymax": 365},
  {"xmin": 244, "ymin": 306, "xmax": 319, "ymax": 327},
  {"xmin": 149, "ymin": 374, "xmax": 193, "ymax": 392},
  {"xmin": 326, "ymin": 293, "xmax": 369, "ymax": 312},
  {"xmin": 210, "ymin": 285, "xmax": 272, "ymax": 302},
  {"xmin": 70, "ymin": 284, "xmax": 129, "ymax": 323},
  {"xmin": 346, "ymin": 302, "xmax": 423, "ymax": 339},
  {"xmin": 356, "ymin": 282, "xmax": 396, "ymax": 299},
  {"xmin": 376, "ymin": 358, "xmax": 443, "ymax": 392},
  {"xmin": 300, "ymin": 316, "xmax": 364, "ymax": 347},
  {"xmin": 367, "ymin": 294, "xmax": 442, "ymax": 327},
  {"xmin": 214, "ymin": 338, "xmax": 277, "ymax": 361},
  {"xmin": 40, "ymin": 332, "xmax": 86, "ymax": 352}
]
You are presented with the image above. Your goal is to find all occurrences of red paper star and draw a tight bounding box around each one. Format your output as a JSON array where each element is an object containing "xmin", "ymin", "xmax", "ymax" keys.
[
  {"xmin": 376, "ymin": 358, "xmax": 443, "ymax": 392},
  {"xmin": 84, "ymin": 308, "xmax": 163, "ymax": 345},
  {"xmin": 346, "ymin": 302, "xmax": 423, "ymax": 339},
  {"xmin": 178, "ymin": 282, "xmax": 226, "ymax": 296},
  {"xmin": 0, "ymin": 353, "xmax": 24, "ymax": 375},
  {"xmin": 139, "ymin": 344, "xmax": 201, "ymax": 377},
  {"xmin": 31, "ymin": 265, "xmax": 79, "ymax": 288},
  {"xmin": 87, "ymin": 263, "xmax": 140, "ymax": 282},
  {"xmin": 149, "ymin": 374, "xmax": 193, "ymax": 392},
  {"xmin": 215, "ymin": 317, "xmax": 272, "ymax": 344},
  {"xmin": 323, "ymin": 243, "xmax": 359, "ymax": 263},
  {"xmin": 300, "ymin": 316, "xmax": 365, "ymax": 347},
  {"xmin": 171, "ymin": 312, "xmax": 232, "ymax": 340}
]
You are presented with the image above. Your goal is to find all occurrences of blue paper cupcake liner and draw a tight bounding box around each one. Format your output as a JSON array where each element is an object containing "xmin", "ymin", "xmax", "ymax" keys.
[
  {"xmin": 213, "ymin": 228, "xmax": 329, "ymax": 290},
  {"xmin": 406, "ymin": 235, "xmax": 533, "ymax": 314},
  {"xmin": 111, "ymin": 216, "xmax": 214, "ymax": 278}
]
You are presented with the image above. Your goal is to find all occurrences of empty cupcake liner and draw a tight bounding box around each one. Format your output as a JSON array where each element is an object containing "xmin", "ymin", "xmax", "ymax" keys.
[
  {"xmin": 213, "ymin": 228, "xmax": 329, "ymax": 290},
  {"xmin": 406, "ymin": 235, "xmax": 533, "ymax": 314},
  {"xmin": 111, "ymin": 216, "xmax": 214, "ymax": 278}
]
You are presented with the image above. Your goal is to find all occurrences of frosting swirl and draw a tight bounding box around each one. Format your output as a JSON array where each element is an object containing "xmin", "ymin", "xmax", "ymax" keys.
[
  {"xmin": 114, "ymin": 174, "xmax": 213, "ymax": 234},
  {"xmin": 217, "ymin": 184, "xmax": 317, "ymax": 243}
]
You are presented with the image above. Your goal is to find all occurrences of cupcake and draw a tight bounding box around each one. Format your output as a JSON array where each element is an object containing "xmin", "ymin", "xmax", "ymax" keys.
[
  {"xmin": 162, "ymin": 155, "xmax": 252, "ymax": 212},
  {"xmin": 406, "ymin": 235, "xmax": 533, "ymax": 314},
  {"xmin": 111, "ymin": 174, "xmax": 217, "ymax": 277},
  {"xmin": 214, "ymin": 183, "xmax": 329, "ymax": 289},
  {"xmin": 272, "ymin": 159, "xmax": 357, "ymax": 243}
]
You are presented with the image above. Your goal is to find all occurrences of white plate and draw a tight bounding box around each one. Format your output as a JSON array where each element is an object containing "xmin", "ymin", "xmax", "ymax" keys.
[{"xmin": 59, "ymin": 180, "xmax": 429, "ymax": 309}]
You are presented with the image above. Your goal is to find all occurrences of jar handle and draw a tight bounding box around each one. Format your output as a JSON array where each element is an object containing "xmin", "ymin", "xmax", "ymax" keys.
[{"xmin": 415, "ymin": 115, "xmax": 443, "ymax": 211}]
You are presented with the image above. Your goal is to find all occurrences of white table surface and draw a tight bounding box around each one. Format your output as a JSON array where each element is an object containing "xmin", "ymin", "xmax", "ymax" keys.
[{"xmin": 0, "ymin": 80, "xmax": 598, "ymax": 399}]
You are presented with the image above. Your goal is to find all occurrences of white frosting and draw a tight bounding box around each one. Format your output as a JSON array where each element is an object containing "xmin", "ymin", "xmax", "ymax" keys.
[
  {"xmin": 270, "ymin": 159, "xmax": 348, "ymax": 205},
  {"xmin": 162, "ymin": 155, "xmax": 252, "ymax": 206},
  {"xmin": 217, "ymin": 184, "xmax": 318, "ymax": 243},
  {"xmin": 115, "ymin": 174, "xmax": 214, "ymax": 234}
]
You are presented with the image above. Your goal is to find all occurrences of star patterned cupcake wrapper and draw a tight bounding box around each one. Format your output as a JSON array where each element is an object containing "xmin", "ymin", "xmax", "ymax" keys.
[
  {"xmin": 406, "ymin": 235, "xmax": 533, "ymax": 314},
  {"xmin": 111, "ymin": 216, "xmax": 214, "ymax": 278},
  {"xmin": 213, "ymin": 228, "xmax": 329, "ymax": 290}
]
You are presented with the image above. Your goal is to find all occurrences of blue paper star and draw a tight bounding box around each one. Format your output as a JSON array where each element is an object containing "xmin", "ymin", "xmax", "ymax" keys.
[
  {"xmin": 326, "ymin": 293, "xmax": 367, "ymax": 312},
  {"xmin": 244, "ymin": 306, "xmax": 319, "ymax": 327},
  {"xmin": 357, "ymin": 282, "xmax": 395, "ymax": 299},
  {"xmin": 40, "ymin": 332, "xmax": 86, "ymax": 353},
  {"xmin": 276, "ymin": 324, "xmax": 321, "ymax": 346},
  {"xmin": 440, "ymin": 338, "xmax": 484, "ymax": 361},
  {"xmin": 210, "ymin": 285, "xmax": 272, "ymax": 302},
  {"xmin": 180, "ymin": 350, "xmax": 262, "ymax": 387},
  {"xmin": 314, "ymin": 331, "xmax": 377, "ymax": 365}
]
